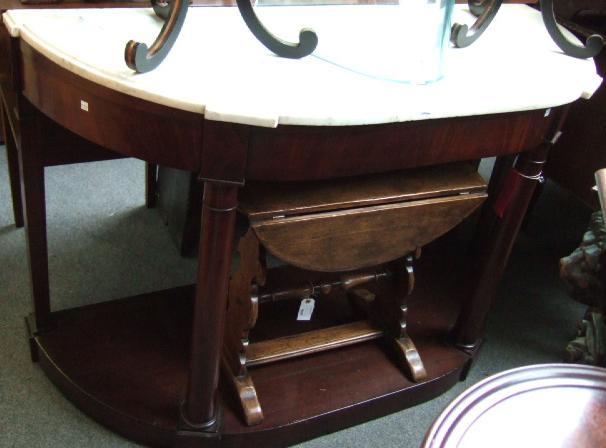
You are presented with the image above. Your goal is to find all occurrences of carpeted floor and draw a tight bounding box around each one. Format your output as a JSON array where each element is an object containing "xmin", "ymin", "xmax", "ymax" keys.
[{"xmin": 0, "ymin": 150, "xmax": 590, "ymax": 447}]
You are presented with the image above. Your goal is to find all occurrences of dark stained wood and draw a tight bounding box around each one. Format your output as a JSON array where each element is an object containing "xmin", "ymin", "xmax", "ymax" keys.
[
  {"xmin": 1, "ymin": 20, "xmax": 23, "ymax": 148},
  {"xmin": 13, "ymin": 34, "xmax": 555, "ymax": 181},
  {"xmin": 6, "ymin": 10, "xmax": 571, "ymax": 445},
  {"xmin": 1, "ymin": 98, "xmax": 23, "ymax": 227},
  {"xmin": 244, "ymin": 163, "xmax": 487, "ymax": 272},
  {"xmin": 145, "ymin": 163, "xmax": 158, "ymax": 208},
  {"xmin": 17, "ymin": 99, "xmax": 51, "ymax": 330},
  {"xmin": 253, "ymin": 194, "xmax": 486, "ymax": 272},
  {"xmin": 19, "ymin": 40, "xmax": 203, "ymax": 171},
  {"xmin": 223, "ymin": 164, "xmax": 484, "ymax": 425},
  {"xmin": 245, "ymin": 110, "xmax": 553, "ymax": 181},
  {"xmin": 0, "ymin": 98, "xmax": 4, "ymax": 144},
  {"xmin": 0, "ymin": 4, "xmax": 157, "ymax": 227},
  {"xmin": 240, "ymin": 162, "xmax": 487, "ymax": 220},
  {"xmin": 200, "ymin": 120, "xmax": 249, "ymax": 184},
  {"xmin": 470, "ymin": 153, "xmax": 516, "ymax": 254},
  {"xmin": 455, "ymin": 107, "xmax": 569, "ymax": 350},
  {"xmin": 31, "ymin": 236, "xmax": 471, "ymax": 448},
  {"xmin": 422, "ymin": 364, "xmax": 606, "ymax": 448},
  {"xmin": 257, "ymin": 270, "xmax": 389, "ymax": 303},
  {"xmin": 546, "ymin": 48, "xmax": 606, "ymax": 208},
  {"xmin": 247, "ymin": 321, "xmax": 383, "ymax": 366},
  {"xmin": 222, "ymin": 228, "xmax": 266, "ymax": 426},
  {"xmin": 156, "ymin": 167, "xmax": 203, "ymax": 256},
  {"xmin": 379, "ymin": 255, "xmax": 428, "ymax": 382},
  {"xmin": 183, "ymin": 182, "xmax": 238, "ymax": 429}
]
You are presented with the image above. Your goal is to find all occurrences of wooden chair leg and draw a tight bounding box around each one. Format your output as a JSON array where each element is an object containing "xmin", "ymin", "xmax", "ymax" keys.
[
  {"xmin": 222, "ymin": 228, "xmax": 266, "ymax": 426},
  {"xmin": 2, "ymin": 102, "xmax": 24, "ymax": 228},
  {"xmin": 145, "ymin": 162, "xmax": 158, "ymax": 208},
  {"xmin": 378, "ymin": 253, "xmax": 427, "ymax": 382}
]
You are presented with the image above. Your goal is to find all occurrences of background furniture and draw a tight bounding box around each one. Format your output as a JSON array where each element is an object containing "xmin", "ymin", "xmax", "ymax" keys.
[
  {"xmin": 223, "ymin": 163, "xmax": 487, "ymax": 425},
  {"xmin": 422, "ymin": 364, "xmax": 606, "ymax": 448},
  {"xmin": 3, "ymin": 4, "xmax": 599, "ymax": 447},
  {"xmin": 545, "ymin": 1, "xmax": 606, "ymax": 208},
  {"xmin": 0, "ymin": 0, "xmax": 160, "ymax": 231},
  {"xmin": 560, "ymin": 169, "xmax": 606, "ymax": 366}
]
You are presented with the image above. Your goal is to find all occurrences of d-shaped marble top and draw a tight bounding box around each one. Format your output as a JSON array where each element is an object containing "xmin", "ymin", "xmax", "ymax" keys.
[{"xmin": 3, "ymin": 4, "xmax": 602, "ymax": 127}]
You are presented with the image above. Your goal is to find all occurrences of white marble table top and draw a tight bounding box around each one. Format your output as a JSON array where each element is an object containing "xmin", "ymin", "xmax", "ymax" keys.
[{"xmin": 3, "ymin": 4, "xmax": 603, "ymax": 127}]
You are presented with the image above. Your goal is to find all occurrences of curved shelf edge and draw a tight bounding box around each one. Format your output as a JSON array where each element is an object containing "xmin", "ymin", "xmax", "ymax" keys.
[
  {"xmin": 125, "ymin": 0, "xmax": 189, "ymax": 73},
  {"xmin": 451, "ymin": 0, "xmax": 503, "ymax": 48},
  {"xmin": 28, "ymin": 281, "xmax": 470, "ymax": 447},
  {"xmin": 540, "ymin": 0, "xmax": 604, "ymax": 59}
]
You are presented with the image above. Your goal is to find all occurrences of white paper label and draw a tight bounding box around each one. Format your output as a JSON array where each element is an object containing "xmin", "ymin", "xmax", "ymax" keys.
[
  {"xmin": 297, "ymin": 298, "xmax": 315, "ymax": 321},
  {"xmin": 80, "ymin": 100, "xmax": 89, "ymax": 112}
]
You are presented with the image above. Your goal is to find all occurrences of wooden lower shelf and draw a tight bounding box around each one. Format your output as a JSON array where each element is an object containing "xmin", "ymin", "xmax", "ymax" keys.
[{"xmin": 28, "ymin": 239, "xmax": 472, "ymax": 447}]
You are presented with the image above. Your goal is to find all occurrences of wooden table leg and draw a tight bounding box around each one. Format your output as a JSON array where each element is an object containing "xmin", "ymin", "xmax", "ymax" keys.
[
  {"xmin": 454, "ymin": 108, "xmax": 568, "ymax": 352},
  {"xmin": 179, "ymin": 181, "xmax": 238, "ymax": 439},
  {"xmin": 2, "ymin": 100, "xmax": 24, "ymax": 228},
  {"xmin": 145, "ymin": 162, "xmax": 157, "ymax": 208},
  {"xmin": 19, "ymin": 103, "xmax": 51, "ymax": 332},
  {"xmin": 0, "ymin": 99, "xmax": 4, "ymax": 146}
]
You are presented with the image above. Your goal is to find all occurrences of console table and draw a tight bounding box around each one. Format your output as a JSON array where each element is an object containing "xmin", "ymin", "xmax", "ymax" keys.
[{"xmin": 2, "ymin": 4, "xmax": 601, "ymax": 447}]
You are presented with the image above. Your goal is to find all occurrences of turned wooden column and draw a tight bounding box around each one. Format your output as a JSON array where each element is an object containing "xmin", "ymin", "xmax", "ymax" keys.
[
  {"xmin": 18, "ymin": 101, "xmax": 51, "ymax": 331},
  {"xmin": 182, "ymin": 181, "xmax": 238, "ymax": 430},
  {"xmin": 454, "ymin": 108, "xmax": 568, "ymax": 350}
]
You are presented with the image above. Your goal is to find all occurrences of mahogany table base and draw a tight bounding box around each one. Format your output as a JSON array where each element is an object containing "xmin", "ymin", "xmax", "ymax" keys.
[{"xmin": 26, "ymin": 238, "xmax": 471, "ymax": 448}]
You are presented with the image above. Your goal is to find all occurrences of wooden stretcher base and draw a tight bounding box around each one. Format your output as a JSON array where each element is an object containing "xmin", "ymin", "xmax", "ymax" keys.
[{"xmin": 27, "ymin": 237, "xmax": 472, "ymax": 448}]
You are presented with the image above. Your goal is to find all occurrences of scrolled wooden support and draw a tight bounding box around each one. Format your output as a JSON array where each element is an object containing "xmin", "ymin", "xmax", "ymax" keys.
[
  {"xmin": 125, "ymin": 0, "xmax": 189, "ymax": 73},
  {"xmin": 451, "ymin": 0, "xmax": 502, "ymax": 48},
  {"xmin": 222, "ymin": 228, "xmax": 266, "ymax": 426},
  {"xmin": 236, "ymin": 0, "xmax": 318, "ymax": 59},
  {"xmin": 540, "ymin": 0, "xmax": 603, "ymax": 59},
  {"xmin": 377, "ymin": 254, "xmax": 427, "ymax": 382}
]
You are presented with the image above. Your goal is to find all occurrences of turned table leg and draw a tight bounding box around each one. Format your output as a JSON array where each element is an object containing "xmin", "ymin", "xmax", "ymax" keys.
[
  {"xmin": 454, "ymin": 108, "xmax": 567, "ymax": 351},
  {"xmin": 180, "ymin": 181, "xmax": 238, "ymax": 435}
]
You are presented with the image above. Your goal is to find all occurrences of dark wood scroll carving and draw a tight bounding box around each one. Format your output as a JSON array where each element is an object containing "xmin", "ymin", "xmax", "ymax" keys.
[
  {"xmin": 222, "ymin": 228, "xmax": 266, "ymax": 426},
  {"xmin": 451, "ymin": 0, "xmax": 503, "ymax": 48},
  {"xmin": 236, "ymin": 0, "xmax": 317, "ymax": 59},
  {"xmin": 125, "ymin": 0, "xmax": 189, "ymax": 73},
  {"xmin": 540, "ymin": 0, "xmax": 604, "ymax": 59},
  {"xmin": 379, "ymin": 252, "xmax": 427, "ymax": 382}
]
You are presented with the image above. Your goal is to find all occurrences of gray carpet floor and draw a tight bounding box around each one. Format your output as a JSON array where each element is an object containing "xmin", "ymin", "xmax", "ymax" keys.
[{"xmin": 0, "ymin": 149, "xmax": 590, "ymax": 447}]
